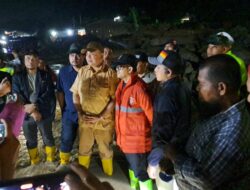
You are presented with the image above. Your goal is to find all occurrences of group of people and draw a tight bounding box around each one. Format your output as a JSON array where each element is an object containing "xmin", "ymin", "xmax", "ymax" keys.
[{"xmin": 0, "ymin": 31, "xmax": 250, "ymax": 190}]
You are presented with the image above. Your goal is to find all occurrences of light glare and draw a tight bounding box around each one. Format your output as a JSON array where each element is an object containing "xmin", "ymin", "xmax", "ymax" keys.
[
  {"xmin": 66, "ymin": 29, "xmax": 74, "ymax": 36},
  {"xmin": 50, "ymin": 30, "xmax": 58, "ymax": 37}
]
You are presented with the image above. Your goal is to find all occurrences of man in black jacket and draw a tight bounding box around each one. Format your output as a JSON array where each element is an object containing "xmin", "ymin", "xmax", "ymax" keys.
[
  {"xmin": 12, "ymin": 50, "xmax": 56, "ymax": 165},
  {"xmin": 147, "ymin": 50, "xmax": 191, "ymax": 188}
]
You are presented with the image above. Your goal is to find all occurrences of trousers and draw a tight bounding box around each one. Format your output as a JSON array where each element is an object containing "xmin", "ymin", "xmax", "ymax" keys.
[
  {"xmin": 23, "ymin": 116, "xmax": 55, "ymax": 149},
  {"xmin": 78, "ymin": 126, "xmax": 113, "ymax": 159}
]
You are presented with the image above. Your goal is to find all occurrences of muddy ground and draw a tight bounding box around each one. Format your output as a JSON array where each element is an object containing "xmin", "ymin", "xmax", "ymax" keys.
[{"xmin": 14, "ymin": 105, "xmax": 79, "ymax": 178}]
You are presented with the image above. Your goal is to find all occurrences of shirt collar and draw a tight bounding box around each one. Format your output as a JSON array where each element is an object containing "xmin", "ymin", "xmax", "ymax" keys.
[
  {"xmin": 68, "ymin": 65, "xmax": 74, "ymax": 72},
  {"xmin": 86, "ymin": 63, "xmax": 108, "ymax": 73},
  {"xmin": 205, "ymin": 99, "xmax": 246, "ymax": 123}
]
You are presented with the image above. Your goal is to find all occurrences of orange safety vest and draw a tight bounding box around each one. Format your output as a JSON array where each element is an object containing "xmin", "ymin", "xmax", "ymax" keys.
[{"xmin": 115, "ymin": 74, "xmax": 153, "ymax": 153}]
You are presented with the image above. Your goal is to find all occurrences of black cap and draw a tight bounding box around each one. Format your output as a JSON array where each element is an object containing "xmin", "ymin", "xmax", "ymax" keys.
[
  {"xmin": 24, "ymin": 49, "xmax": 39, "ymax": 57},
  {"xmin": 113, "ymin": 54, "xmax": 137, "ymax": 71},
  {"xmin": 148, "ymin": 50, "xmax": 183, "ymax": 74},
  {"xmin": 68, "ymin": 43, "xmax": 81, "ymax": 54},
  {"xmin": 86, "ymin": 41, "xmax": 104, "ymax": 52},
  {"xmin": 207, "ymin": 33, "xmax": 234, "ymax": 46},
  {"xmin": 135, "ymin": 52, "xmax": 148, "ymax": 62}
]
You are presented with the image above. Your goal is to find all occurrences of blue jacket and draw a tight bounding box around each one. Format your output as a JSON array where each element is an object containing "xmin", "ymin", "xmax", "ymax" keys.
[
  {"xmin": 12, "ymin": 69, "xmax": 56, "ymax": 120},
  {"xmin": 148, "ymin": 77, "xmax": 191, "ymax": 166}
]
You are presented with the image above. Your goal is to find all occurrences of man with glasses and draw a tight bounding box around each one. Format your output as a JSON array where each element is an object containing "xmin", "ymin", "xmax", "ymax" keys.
[
  {"xmin": 56, "ymin": 43, "xmax": 85, "ymax": 169},
  {"xmin": 114, "ymin": 54, "xmax": 154, "ymax": 190}
]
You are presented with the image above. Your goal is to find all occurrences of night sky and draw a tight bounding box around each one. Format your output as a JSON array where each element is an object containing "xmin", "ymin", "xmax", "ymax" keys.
[{"xmin": 0, "ymin": 0, "xmax": 249, "ymax": 31}]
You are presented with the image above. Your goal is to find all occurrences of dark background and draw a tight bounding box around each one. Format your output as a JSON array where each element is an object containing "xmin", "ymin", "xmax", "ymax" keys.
[{"xmin": 0, "ymin": 0, "xmax": 249, "ymax": 31}]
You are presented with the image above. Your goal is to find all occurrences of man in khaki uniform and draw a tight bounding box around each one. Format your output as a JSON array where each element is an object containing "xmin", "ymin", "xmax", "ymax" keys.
[{"xmin": 70, "ymin": 41, "xmax": 117, "ymax": 176}]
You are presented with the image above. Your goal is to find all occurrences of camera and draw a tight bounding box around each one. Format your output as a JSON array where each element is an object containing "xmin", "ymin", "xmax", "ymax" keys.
[{"xmin": 0, "ymin": 122, "xmax": 7, "ymax": 144}]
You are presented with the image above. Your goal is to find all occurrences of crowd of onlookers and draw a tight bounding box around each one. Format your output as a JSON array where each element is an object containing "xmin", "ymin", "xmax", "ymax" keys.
[{"xmin": 0, "ymin": 31, "xmax": 250, "ymax": 190}]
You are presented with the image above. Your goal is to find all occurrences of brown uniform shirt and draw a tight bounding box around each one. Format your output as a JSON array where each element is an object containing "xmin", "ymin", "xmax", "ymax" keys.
[{"xmin": 70, "ymin": 64, "xmax": 118, "ymax": 129}]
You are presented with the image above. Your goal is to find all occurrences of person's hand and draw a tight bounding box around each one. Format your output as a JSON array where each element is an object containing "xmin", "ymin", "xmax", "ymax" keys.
[
  {"xmin": 30, "ymin": 110, "xmax": 42, "ymax": 122},
  {"xmin": 159, "ymin": 158, "xmax": 175, "ymax": 175},
  {"xmin": 82, "ymin": 115, "xmax": 103, "ymax": 124},
  {"xmin": 0, "ymin": 78, "xmax": 11, "ymax": 96},
  {"xmin": 165, "ymin": 143, "xmax": 178, "ymax": 162},
  {"xmin": 147, "ymin": 164, "xmax": 158, "ymax": 179},
  {"xmin": 24, "ymin": 103, "xmax": 36, "ymax": 114},
  {"xmin": 65, "ymin": 162, "xmax": 114, "ymax": 190}
]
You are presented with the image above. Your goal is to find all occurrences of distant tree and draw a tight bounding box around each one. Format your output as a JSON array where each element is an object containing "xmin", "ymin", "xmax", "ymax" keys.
[{"xmin": 129, "ymin": 7, "xmax": 140, "ymax": 31}]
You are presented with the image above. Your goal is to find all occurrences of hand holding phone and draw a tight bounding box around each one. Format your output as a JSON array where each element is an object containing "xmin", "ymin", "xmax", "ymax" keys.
[{"xmin": 65, "ymin": 162, "xmax": 114, "ymax": 190}]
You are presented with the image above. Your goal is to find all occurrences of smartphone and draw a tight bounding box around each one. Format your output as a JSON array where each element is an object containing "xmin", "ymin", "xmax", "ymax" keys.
[
  {"xmin": 0, "ymin": 169, "xmax": 76, "ymax": 190},
  {"xmin": 0, "ymin": 122, "xmax": 7, "ymax": 144}
]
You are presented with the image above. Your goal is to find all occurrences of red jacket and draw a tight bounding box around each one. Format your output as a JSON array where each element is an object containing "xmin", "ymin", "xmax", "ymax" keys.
[{"xmin": 115, "ymin": 74, "xmax": 153, "ymax": 153}]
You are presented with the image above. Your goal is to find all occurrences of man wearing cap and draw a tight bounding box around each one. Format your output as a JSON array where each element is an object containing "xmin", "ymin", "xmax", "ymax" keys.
[
  {"xmin": 104, "ymin": 47, "xmax": 113, "ymax": 66},
  {"xmin": 148, "ymin": 39, "xmax": 179, "ymax": 62},
  {"xmin": 12, "ymin": 50, "xmax": 56, "ymax": 165},
  {"xmin": 147, "ymin": 50, "xmax": 191, "ymax": 189},
  {"xmin": 114, "ymin": 54, "xmax": 154, "ymax": 190},
  {"xmin": 70, "ymin": 41, "xmax": 118, "ymax": 176},
  {"xmin": 136, "ymin": 52, "xmax": 158, "ymax": 100},
  {"xmin": 164, "ymin": 39, "xmax": 179, "ymax": 53},
  {"xmin": 207, "ymin": 31, "xmax": 247, "ymax": 85},
  {"xmin": 56, "ymin": 43, "xmax": 85, "ymax": 169}
]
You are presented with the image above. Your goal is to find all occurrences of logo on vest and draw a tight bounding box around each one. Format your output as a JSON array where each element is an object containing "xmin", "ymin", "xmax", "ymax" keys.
[{"xmin": 129, "ymin": 97, "xmax": 136, "ymax": 105}]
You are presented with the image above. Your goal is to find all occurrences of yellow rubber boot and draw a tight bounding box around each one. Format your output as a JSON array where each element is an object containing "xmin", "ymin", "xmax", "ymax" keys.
[
  {"xmin": 28, "ymin": 147, "xmax": 40, "ymax": 165},
  {"xmin": 45, "ymin": 146, "xmax": 56, "ymax": 162},
  {"xmin": 101, "ymin": 158, "xmax": 113, "ymax": 176},
  {"xmin": 59, "ymin": 152, "xmax": 71, "ymax": 165},
  {"xmin": 78, "ymin": 155, "xmax": 91, "ymax": 168}
]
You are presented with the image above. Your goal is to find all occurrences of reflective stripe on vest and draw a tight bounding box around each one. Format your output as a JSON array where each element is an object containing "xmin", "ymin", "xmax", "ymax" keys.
[
  {"xmin": 116, "ymin": 105, "xmax": 143, "ymax": 113},
  {"xmin": 0, "ymin": 67, "xmax": 14, "ymax": 76}
]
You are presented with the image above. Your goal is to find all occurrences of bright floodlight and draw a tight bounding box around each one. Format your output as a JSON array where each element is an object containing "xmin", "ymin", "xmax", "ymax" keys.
[
  {"xmin": 50, "ymin": 30, "xmax": 58, "ymax": 37},
  {"xmin": 2, "ymin": 48, "xmax": 7, "ymax": 53},
  {"xmin": 181, "ymin": 16, "xmax": 190, "ymax": 23},
  {"xmin": 114, "ymin": 16, "xmax": 122, "ymax": 22},
  {"xmin": 1, "ymin": 36, "xmax": 6, "ymax": 40},
  {"xmin": 0, "ymin": 40, "xmax": 7, "ymax": 45},
  {"xmin": 78, "ymin": 28, "xmax": 86, "ymax": 36},
  {"xmin": 20, "ymin": 183, "xmax": 33, "ymax": 189},
  {"xmin": 66, "ymin": 29, "xmax": 74, "ymax": 36}
]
